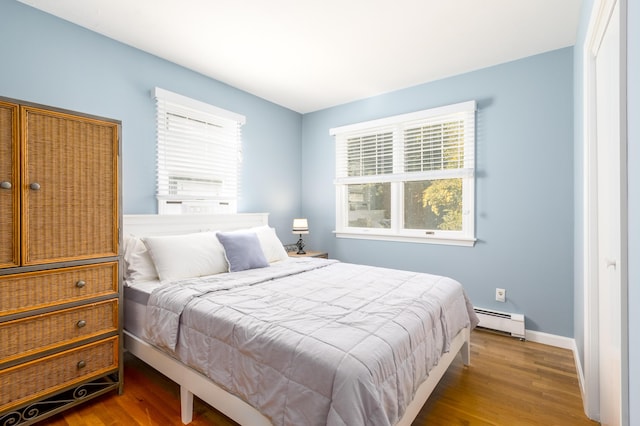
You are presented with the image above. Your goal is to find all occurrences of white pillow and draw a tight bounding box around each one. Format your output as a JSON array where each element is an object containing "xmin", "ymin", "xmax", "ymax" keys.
[
  {"xmin": 142, "ymin": 232, "xmax": 228, "ymax": 282},
  {"xmin": 250, "ymin": 225, "xmax": 289, "ymax": 263},
  {"xmin": 122, "ymin": 234, "xmax": 158, "ymax": 286}
]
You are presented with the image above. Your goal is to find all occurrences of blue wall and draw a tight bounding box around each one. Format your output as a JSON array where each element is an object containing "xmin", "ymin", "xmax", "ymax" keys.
[
  {"xmin": 2, "ymin": 1, "xmax": 577, "ymax": 338},
  {"xmin": 302, "ymin": 49, "xmax": 575, "ymax": 337},
  {"xmin": 0, "ymin": 0, "xmax": 303, "ymax": 239}
]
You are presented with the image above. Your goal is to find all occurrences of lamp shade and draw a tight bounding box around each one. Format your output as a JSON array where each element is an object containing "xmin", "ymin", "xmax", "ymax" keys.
[{"xmin": 292, "ymin": 218, "xmax": 309, "ymax": 234}]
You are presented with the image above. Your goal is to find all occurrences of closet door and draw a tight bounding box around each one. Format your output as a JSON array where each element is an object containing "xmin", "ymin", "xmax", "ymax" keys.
[
  {"xmin": 21, "ymin": 106, "xmax": 119, "ymax": 265},
  {"xmin": 0, "ymin": 101, "xmax": 19, "ymax": 268}
]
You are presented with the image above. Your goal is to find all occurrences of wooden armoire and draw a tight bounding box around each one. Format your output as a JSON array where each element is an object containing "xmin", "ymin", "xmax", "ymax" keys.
[{"xmin": 0, "ymin": 96, "xmax": 122, "ymax": 425}]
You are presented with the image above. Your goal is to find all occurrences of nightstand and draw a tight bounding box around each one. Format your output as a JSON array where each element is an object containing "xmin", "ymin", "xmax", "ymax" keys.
[{"xmin": 288, "ymin": 251, "xmax": 328, "ymax": 259}]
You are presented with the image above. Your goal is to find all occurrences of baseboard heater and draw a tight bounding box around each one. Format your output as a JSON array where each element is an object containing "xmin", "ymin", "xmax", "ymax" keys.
[{"xmin": 473, "ymin": 307, "xmax": 526, "ymax": 340}]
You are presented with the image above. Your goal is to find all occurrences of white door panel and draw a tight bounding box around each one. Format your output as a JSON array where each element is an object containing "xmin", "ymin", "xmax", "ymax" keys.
[{"xmin": 595, "ymin": 2, "xmax": 625, "ymax": 424}]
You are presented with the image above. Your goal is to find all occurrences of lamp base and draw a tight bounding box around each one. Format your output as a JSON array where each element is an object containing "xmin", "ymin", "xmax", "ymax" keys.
[{"xmin": 295, "ymin": 236, "xmax": 306, "ymax": 255}]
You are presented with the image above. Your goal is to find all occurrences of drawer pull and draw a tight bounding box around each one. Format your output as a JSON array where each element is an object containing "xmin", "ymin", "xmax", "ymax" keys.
[
  {"xmin": 76, "ymin": 280, "xmax": 86, "ymax": 288},
  {"xmin": 76, "ymin": 320, "xmax": 87, "ymax": 328},
  {"xmin": 77, "ymin": 360, "xmax": 86, "ymax": 369},
  {"xmin": 29, "ymin": 182, "xmax": 41, "ymax": 190},
  {"xmin": 0, "ymin": 181, "xmax": 11, "ymax": 189}
]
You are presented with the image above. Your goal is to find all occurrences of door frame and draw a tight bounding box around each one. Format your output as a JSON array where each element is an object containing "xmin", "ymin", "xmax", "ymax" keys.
[{"xmin": 582, "ymin": 0, "xmax": 629, "ymax": 422}]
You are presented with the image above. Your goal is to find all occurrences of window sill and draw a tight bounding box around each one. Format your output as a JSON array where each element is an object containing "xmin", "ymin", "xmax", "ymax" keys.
[{"xmin": 334, "ymin": 231, "xmax": 476, "ymax": 247}]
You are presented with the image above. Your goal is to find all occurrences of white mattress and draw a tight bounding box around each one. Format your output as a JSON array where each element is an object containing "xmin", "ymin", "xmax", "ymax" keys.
[{"xmin": 123, "ymin": 280, "xmax": 159, "ymax": 338}]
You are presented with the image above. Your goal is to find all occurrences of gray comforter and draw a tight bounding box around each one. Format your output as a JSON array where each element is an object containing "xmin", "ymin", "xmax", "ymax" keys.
[{"xmin": 145, "ymin": 258, "xmax": 477, "ymax": 426}]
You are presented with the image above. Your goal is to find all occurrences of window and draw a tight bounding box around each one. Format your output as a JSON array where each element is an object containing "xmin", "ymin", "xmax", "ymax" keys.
[
  {"xmin": 331, "ymin": 101, "xmax": 476, "ymax": 246},
  {"xmin": 153, "ymin": 87, "xmax": 245, "ymax": 214}
]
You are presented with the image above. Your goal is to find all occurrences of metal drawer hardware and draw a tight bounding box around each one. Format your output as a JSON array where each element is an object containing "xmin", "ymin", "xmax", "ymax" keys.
[
  {"xmin": 30, "ymin": 182, "xmax": 41, "ymax": 190},
  {"xmin": 76, "ymin": 320, "xmax": 87, "ymax": 328},
  {"xmin": 75, "ymin": 280, "xmax": 86, "ymax": 288},
  {"xmin": 0, "ymin": 181, "xmax": 11, "ymax": 189},
  {"xmin": 77, "ymin": 360, "xmax": 86, "ymax": 369}
]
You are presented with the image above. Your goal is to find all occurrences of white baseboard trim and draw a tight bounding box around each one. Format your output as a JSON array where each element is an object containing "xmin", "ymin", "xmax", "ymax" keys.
[{"xmin": 524, "ymin": 329, "xmax": 574, "ymax": 350}]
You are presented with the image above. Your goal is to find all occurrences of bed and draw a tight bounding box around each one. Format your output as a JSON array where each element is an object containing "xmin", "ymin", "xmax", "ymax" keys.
[{"xmin": 122, "ymin": 213, "xmax": 478, "ymax": 426}]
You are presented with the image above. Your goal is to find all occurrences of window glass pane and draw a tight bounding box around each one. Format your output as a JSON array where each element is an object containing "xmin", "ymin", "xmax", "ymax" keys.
[
  {"xmin": 404, "ymin": 179, "xmax": 462, "ymax": 231},
  {"xmin": 348, "ymin": 183, "xmax": 390, "ymax": 228}
]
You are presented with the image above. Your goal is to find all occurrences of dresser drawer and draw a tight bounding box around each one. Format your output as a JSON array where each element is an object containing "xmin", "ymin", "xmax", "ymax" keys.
[
  {"xmin": 0, "ymin": 300, "xmax": 118, "ymax": 363},
  {"xmin": 0, "ymin": 262, "xmax": 118, "ymax": 316},
  {"xmin": 0, "ymin": 336, "xmax": 118, "ymax": 411}
]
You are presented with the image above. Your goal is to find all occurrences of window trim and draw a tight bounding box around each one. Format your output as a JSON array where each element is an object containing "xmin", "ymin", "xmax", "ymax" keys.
[
  {"xmin": 333, "ymin": 230, "xmax": 477, "ymax": 247},
  {"xmin": 331, "ymin": 101, "xmax": 476, "ymax": 247},
  {"xmin": 153, "ymin": 87, "xmax": 246, "ymax": 124}
]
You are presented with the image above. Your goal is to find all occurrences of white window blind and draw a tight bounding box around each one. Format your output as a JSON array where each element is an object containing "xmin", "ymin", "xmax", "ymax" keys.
[
  {"xmin": 402, "ymin": 111, "xmax": 475, "ymax": 179},
  {"xmin": 339, "ymin": 129, "xmax": 394, "ymax": 179},
  {"xmin": 153, "ymin": 87, "xmax": 245, "ymax": 214}
]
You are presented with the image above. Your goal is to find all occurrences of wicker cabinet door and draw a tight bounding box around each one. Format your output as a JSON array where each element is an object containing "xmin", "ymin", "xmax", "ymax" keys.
[
  {"xmin": 0, "ymin": 102, "xmax": 19, "ymax": 268},
  {"xmin": 21, "ymin": 107, "xmax": 119, "ymax": 265}
]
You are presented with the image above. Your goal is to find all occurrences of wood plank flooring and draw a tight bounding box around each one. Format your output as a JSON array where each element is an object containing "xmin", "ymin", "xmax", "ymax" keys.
[{"xmin": 46, "ymin": 330, "xmax": 599, "ymax": 425}]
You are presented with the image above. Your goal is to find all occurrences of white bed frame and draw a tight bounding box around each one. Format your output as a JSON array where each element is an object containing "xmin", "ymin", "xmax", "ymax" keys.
[{"xmin": 122, "ymin": 214, "xmax": 471, "ymax": 425}]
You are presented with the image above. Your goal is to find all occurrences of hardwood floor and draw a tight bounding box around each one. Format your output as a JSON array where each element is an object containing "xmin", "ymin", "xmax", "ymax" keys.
[{"xmin": 46, "ymin": 330, "xmax": 599, "ymax": 425}]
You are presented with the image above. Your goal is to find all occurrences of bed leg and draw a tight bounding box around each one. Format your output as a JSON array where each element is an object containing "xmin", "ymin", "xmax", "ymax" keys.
[
  {"xmin": 461, "ymin": 327, "xmax": 471, "ymax": 366},
  {"xmin": 180, "ymin": 386, "xmax": 194, "ymax": 424}
]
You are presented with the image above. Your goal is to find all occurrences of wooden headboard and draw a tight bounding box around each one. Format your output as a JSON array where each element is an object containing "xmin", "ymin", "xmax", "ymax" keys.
[{"xmin": 123, "ymin": 213, "xmax": 270, "ymax": 237}]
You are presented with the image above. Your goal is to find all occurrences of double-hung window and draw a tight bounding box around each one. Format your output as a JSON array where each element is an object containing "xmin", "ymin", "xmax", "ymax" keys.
[
  {"xmin": 153, "ymin": 87, "xmax": 245, "ymax": 214},
  {"xmin": 331, "ymin": 100, "xmax": 476, "ymax": 246}
]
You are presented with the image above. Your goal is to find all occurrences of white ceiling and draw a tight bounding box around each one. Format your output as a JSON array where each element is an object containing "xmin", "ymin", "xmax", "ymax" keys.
[{"xmin": 18, "ymin": 0, "xmax": 582, "ymax": 113}]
